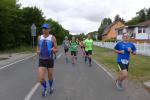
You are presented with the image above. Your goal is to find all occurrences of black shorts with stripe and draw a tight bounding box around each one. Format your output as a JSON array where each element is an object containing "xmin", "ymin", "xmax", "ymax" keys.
[{"xmin": 118, "ymin": 62, "xmax": 129, "ymax": 71}]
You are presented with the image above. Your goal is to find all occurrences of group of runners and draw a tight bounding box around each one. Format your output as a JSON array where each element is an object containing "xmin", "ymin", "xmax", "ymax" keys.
[
  {"xmin": 62, "ymin": 35, "xmax": 93, "ymax": 66},
  {"xmin": 36, "ymin": 23, "xmax": 136, "ymax": 97}
]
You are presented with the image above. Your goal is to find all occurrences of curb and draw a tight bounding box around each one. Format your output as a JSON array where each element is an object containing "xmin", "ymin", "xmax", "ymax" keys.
[
  {"xmin": 144, "ymin": 81, "xmax": 150, "ymax": 93},
  {"xmin": 0, "ymin": 57, "xmax": 9, "ymax": 60}
]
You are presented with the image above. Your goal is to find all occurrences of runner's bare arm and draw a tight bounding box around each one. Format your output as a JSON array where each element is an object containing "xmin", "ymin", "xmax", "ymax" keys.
[{"xmin": 52, "ymin": 35, "xmax": 58, "ymax": 53}]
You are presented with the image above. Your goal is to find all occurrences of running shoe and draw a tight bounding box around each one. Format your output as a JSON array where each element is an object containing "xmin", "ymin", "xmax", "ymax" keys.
[
  {"xmin": 49, "ymin": 87, "xmax": 54, "ymax": 94},
  {"xmin": 115, "ymin": 80, "xmax": 123, "ymax": 91},
  {"xmin": 42, "ymin": 88, "xmax": 48, "ymax": 97}
]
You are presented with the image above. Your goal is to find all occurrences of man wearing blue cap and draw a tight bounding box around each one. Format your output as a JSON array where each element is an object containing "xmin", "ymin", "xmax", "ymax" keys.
[{"xmin": 37, "ymin": 23, "xmax": 58, "ymax": 97}]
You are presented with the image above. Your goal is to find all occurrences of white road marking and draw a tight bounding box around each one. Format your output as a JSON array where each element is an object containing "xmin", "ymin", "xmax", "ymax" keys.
[
  {"xmin": 93, "ymin": 59, "xmax": 114, "ymax": 79},
  {"xmin": 24, "ymin": 83, "xmax": 40, "ymax": 100},
  {"xmin": 24, "ymin": 53, "xmax": 62, "ymax": 100},
  {"xmin": 57, "ymin": 53, "xmax": 62, "ymax": 59},
  {"xmin": 0, "ymin": 55, "xmax": 35, "ymax": 70}
]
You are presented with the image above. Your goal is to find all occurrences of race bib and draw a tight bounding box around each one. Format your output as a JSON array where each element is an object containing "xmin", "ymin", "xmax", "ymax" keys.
[{"xmin": 121, "ymin": 59, "xmax": 129, "ymax": 65}]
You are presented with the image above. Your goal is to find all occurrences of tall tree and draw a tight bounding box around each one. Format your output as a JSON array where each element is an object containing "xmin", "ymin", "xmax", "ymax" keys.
[
  {"xmin": 114, "ymin": 14, "xmax": 121, "ymax": 21},
  {"xmin": 136, "ymin": 8, "xmax": 147, "ymax": 22},
  {"xmin": 126, "ymin": 8, "xmax": 148, "ymax": 25},
  {"xmin": 0, "ymin": 0, "xmax": 70, "ymax": 50},
  {"xmin": 0, "ymin": 0, "xmax": 17, "ymax": 50},
  {"xmin": 98, "ymin": 18, "xmax": 112, "ymax": 40},
  {"xmin": 147, "ymin": 8, "xmax": 150, "ymax": 20},
  {"xmin": 20, "ymin": 6, "xmax": 45, "ymax": 45}
]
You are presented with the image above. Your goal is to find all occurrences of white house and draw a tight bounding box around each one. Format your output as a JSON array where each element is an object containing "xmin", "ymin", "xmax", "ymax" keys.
[{"xmin": 116, "ymin": 20, "xmax": 150, "ymax": 41}]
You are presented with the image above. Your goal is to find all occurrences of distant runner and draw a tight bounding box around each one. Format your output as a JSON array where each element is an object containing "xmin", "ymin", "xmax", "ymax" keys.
[
  {"xmin": 84, "ymin": 35, "xmax": 93, "ymax": 67},
  {"xmin": 62, "ymin": 36, "xmax": 70, "ymax": 63},
  {"xmin": 70, "ymin": 36, "xmax": 78, "ymax": 65},
  {"xmin": 79, "ymin": 40, "xmax": 85, "ymax": 57}
]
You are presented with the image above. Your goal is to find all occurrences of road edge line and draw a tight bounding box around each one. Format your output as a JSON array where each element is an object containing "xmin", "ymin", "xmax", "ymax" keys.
[
  {"xmin": 0, "ymin": 55, "xmax": 35, "ymax": 70},
  {"xmin": 93, "ymin": 59, "xmax": 115, "ymax": 79}
]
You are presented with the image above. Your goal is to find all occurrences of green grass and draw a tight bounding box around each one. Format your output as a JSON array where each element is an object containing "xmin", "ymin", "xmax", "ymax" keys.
[{"xmin": 93, "ymin": 46, "xmax": 150, "ymax": 83}]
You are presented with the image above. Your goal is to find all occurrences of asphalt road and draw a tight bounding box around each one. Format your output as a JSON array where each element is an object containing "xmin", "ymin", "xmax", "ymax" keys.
[{"xmin": 0, "ymin": 49, "xmax": 149, "ymax": 100}]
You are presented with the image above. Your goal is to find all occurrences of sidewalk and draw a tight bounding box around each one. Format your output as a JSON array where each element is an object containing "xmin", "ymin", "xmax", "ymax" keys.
[{"xmin": 0, "ymin": 52, "xmax": 35, "ymax": 68}]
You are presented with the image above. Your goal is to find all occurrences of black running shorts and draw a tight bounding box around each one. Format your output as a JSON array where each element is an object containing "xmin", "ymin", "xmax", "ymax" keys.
[
  {"xmin": 118, "ymin": 62, "xmax": 129, "ymax": 71},
  {"xmin": 64, "ymin": 48, "xmax": 69, "ymax": 53},
  {"xmin": 85, "ymin": 50, "xmax": 92, "ymax": 55},
  {"xmin": 39, "ymin": 59, "xmax": 54, "ymax": 68},
  {"xmin": 71, "ymin": 51, "xmax": 77, "ymax": 56}
]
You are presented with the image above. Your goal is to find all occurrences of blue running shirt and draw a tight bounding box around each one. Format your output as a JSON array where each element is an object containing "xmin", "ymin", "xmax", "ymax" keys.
[
  {"xmin": 114, "ymin": 41, "xmax": 136, "ymax": 62},
  {"xmin": 39, "ymin": 35, "xmax": 53, "ymax": 59}
]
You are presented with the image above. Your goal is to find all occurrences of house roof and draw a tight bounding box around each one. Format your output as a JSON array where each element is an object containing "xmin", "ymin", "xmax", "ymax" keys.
[
  {"xmin": 115, "ymin": 26, "xmax": 128, "ymax": 30},
  {"xmin": 126, "ymin": 20, "xmax": 150, "ymax": 28},
  {"xmin": 115, "ymin": 20, "xmax": 150, "ymax": 31},
  {"xmin": 137, "ymin": 20, "xmax": 150, "ymax": 26},
  {"xmin": 102, "ymin": 20, "xmax": 124, "ymax": 35}
]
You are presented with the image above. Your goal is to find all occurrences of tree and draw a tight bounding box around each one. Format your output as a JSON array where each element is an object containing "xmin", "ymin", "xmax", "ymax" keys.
[
  {"xmin": 46, "ymin": 19, "xmax": 69, "ymax": 44},
  {"xmin": 114, "ymin": 14, "xmax": 121, "ymax": 21},
  {"xmin": 20, "ymin": 7, "xmax": 45, "ymax": 45},
  {"xmin": 126, "ymin": 8, "xmax": 148, "ymax": 25},
  {"xmin": 0, "ymin": 0, "xmax": 70, "ymax": 50},
  {"xmin": 74, "ymin": 33, "xmax": 86, "ymax": 41},
  {"xmin": 136, "ymin": 8, "xmax": 147, "ymax": 22},
  {"xmin": 147, "ymin": 8, "xmax": 150, "ymax": 20},
  {"xmin": 98, "ymin": 18, "xmax": 112, "ymax": 40},
  {"xmin": 114, "ymin": 14, "xmax": 125, "ymax": 23},
  {"xmin": 126, "ymin": 16, "xmax": 140, "ymax": 25},
  {"xmin": 0, "ymin": 0, "xmax": 17, "ymax": 50},
  {"xmin": 87, "ymin": 31, "xmax": 98, "ymax": 40}
]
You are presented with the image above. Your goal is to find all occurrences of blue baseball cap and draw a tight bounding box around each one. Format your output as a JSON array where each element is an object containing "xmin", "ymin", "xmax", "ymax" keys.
[{"xmin": 42, "ymin": 23, "xmax": 51, "ymax": 29}]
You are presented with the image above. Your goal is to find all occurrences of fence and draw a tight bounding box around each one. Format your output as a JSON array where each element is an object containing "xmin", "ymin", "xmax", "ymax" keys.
[{"xmin": 94, "ymin": 42, "xmax": 150, "ymax": 56}]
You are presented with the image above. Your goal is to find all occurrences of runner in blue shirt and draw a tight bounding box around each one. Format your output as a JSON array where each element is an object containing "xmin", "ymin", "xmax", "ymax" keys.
[
  {"xmin": 37, "ymin": 23, "xmax": 58, "ymax": 97},
  {"xmin": 114, "ymin": 33, "xmax": 136, "ymax": 91}
]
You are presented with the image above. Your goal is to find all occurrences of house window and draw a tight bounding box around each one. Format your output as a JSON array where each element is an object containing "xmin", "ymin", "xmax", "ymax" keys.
[
  {"xmin": 138, "ymin": 27, "xmax": 142, "ymax": 33},
  {"xmin": 118, "ymin": 30, "xmax": 122, "ymax": 35},
  {"xmin": 143, "ymin": 28, "xmax": 146, "ymax": 33},
  {"xmin": 131, "ymin": 33, "xmax": 136, "ymax": 38}
]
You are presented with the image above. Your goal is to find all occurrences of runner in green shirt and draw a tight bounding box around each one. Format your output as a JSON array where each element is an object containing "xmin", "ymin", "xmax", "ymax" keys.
[
  {"xmin": 70, "ymin": 36, "xmax": 78, "ymax": 65},
  {"xmin": 83, "ymin": 34, "xmax": 93, "ymax": 67}
]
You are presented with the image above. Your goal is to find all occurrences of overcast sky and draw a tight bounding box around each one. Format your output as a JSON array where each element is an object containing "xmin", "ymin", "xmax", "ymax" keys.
[{"xmin": 18, "ymin": 0, "xmax": 150, "ymax": 35}]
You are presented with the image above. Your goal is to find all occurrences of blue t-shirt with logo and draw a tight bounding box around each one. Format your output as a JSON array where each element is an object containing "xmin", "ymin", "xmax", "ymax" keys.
[{"xmin": 114, "ymin": 41, "xmax": 136, "ymax": 62}]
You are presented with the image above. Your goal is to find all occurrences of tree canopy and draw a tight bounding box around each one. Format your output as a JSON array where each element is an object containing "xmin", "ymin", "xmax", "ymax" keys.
[
  {"xmin": 97, "ymin": 18, "xmax": 112, "ymax": 40},
  {"xmin": 0, "ymin": 0, "xmax": 70, "ymax": 50},
  {"xmin": 126, "ymin": 8, "xmax": 150, "ymax": 25}
]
